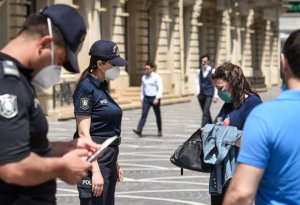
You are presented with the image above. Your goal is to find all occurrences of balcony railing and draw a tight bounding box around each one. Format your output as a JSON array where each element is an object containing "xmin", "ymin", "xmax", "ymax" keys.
[{"xmin": 52, "ymin": 81, "xmax": 76, "ymax": 109}]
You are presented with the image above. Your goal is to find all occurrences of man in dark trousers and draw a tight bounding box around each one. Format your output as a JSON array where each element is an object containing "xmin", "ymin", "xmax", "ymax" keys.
[
  {"xmin": 195, "ymin": 55, "xmax": 218, "ymax": 127},
  {"xmin": 133, "ymin": 61, "xmax": 163, "ymax": 137}
]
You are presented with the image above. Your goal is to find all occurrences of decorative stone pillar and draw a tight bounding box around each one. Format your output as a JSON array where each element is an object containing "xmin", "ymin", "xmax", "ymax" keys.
[
  {"xmin": 186, "ymin": 0, "xmax": 203, "ymax": 95},
  {"xmin": 261, "ymin": 8, "xmax": 280, "ymax": 87},
  {"xmin": 110, "ymin": 0, "xmax": 130, "ymax": 96},
  {"xmin": 241, "ymin": 9, "xmax": 255, "ymax": 77},
  {"xmin": 215, "ymin": 9, "xmax": 231, "ymax": 64}
]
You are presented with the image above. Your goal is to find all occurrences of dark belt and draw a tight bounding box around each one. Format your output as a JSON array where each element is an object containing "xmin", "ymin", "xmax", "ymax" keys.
[{"xmin": 91, "ymin": 136, "xmax": 121, "ymax": 146}]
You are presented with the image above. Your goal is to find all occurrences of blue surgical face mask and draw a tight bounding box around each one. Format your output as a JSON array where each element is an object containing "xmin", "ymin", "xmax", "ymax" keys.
[{"xmin": 218, "ymin": 90, "xmax": 233, "ymax": 103}]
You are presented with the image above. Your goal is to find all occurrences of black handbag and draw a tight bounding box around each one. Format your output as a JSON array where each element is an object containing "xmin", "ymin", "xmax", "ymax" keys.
[{"xmin": 170, "ymin": 129, "xmax": 212, "ymax": 175}]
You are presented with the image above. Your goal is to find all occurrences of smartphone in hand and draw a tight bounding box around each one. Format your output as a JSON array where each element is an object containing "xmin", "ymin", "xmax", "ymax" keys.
[{"xmin": 87, "ymin": 136, "xmax": 119, "ymax": 162}]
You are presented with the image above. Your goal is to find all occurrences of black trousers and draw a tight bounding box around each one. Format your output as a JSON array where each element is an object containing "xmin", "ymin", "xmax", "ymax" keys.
[
  {"xmin": 78, "ymin": 146, "xmax": 119, "ymax": 205},
  {"xmin": 211, "ymin": 193, "xmax": 225, "ymax": 205},
  {"xmin": 137, "ymin": 96, "xmax": 162, "ymax": 132},
  {"xmin": 10, "ymin": 197, "xmax": 55, "ymax": 205},
  {"xmin": 197, "ymin": 94, "xmax": 213, "ymax": 127},
  {"xmin": 210, "ymin": 180, "xmax": 229, "ymax": 205}
]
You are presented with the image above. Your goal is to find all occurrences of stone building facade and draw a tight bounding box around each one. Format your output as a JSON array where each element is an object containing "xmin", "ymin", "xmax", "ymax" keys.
[{"xmin": 0, "ymin": 0, "xmax": 282, "ymax": 119}]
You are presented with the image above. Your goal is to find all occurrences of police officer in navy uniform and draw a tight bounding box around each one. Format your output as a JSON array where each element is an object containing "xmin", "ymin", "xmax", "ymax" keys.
[
  {"xmin": 0, "ymin": 4, "xmax": 101, "ymax": 205},
  {"xmin": 73, "ymin": 40, "xmax": 127, "ymax": 205}
]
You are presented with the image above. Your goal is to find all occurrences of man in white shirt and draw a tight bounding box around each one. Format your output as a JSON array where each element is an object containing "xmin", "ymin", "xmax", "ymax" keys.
[
  {"xmin": 133, "ymin": 61, "xmax": 163, "ymax": 137},
  {"xmin": 195, "ymin": 55, "xmax": 218, "ymax": 127}
]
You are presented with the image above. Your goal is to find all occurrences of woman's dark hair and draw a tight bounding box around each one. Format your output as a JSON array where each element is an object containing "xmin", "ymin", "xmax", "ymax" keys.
[
  {"xmin": 212, "ymin": 62, "xmax": 258, "ymax": 108},
  {"xmin": 18, "ymin": 13, "xmax": 65, "ymax": 48},
  {"xmin": 77, "ymin": 56, "xmax": 102, "ymax": 83},
  {"xmin": 73, "ymin": 56, "xmax": 102, "ymax": 97},
  {"xmin": 282, "ymin": 29, "xmax": 300, "ymax": 78}
]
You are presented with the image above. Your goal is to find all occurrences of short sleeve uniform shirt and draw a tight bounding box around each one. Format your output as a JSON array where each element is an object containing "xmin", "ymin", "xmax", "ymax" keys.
[
  {"xmin": 0, "ymin": 53, "xmax": 55, "ymax": 204},
  {"xmin": 73, "ymin": 73, "xmax": 122, "ymax": 138}
]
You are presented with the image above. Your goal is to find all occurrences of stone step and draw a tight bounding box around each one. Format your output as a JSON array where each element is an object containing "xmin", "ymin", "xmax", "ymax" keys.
[
  {"xmin": 47, "ymin": 85, "xmax": 192, "ymax": 120},
  {"xmin": 161, "ymin": 96, "xmax": 191, "ymax": 105},
  {"xmin": 113, "ymin": 86, "xmax": 170, "ymax": 96},
  {"xmin": 115, "ymin": 98, "xmax": 133, "ymax": 105},
  {"xmin": 47, "ymin": 107, "xmax": 74, "ymax": 121},
  {"xmin": 123, "ymin": 87, "xmax": 140, "ymax": 93},
  {"xmin": 118, "ymin": 96, "xmax": 191, "ymax": 111},
  {"xmin": 47, "ymin": 95, "xmax": 192, "ymax": 121},
  {"xmin": 122, "ymin": 92, "xmax": 140, "ymax": 97}
]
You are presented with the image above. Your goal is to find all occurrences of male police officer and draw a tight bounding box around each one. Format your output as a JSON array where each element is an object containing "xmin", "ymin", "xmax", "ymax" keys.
[{"xmin": 0, "ymin": 4, "xmax": 100, "ymax": 205}]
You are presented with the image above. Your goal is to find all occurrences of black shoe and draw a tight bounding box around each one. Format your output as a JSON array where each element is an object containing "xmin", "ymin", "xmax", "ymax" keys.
[
  {"xmin": 158, "ymin": 131, "xmax": 162, "ymax": 137},
  {"xmin": 133, "ymin": 129, "xmax": 142, "ymax": 137}
]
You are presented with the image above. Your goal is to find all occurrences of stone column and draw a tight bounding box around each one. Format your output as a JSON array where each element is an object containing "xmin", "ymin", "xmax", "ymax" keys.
[
  {"xmin": 241, "ymin": 9, "xmax": 255, "ymax": 77},
  {"xmin": 187, "ymin": 0, "xmax": 203, "ymax": 95},
  {"xmin": 110, "ymin": 0, "xmax": 130, "ymax": 96}
]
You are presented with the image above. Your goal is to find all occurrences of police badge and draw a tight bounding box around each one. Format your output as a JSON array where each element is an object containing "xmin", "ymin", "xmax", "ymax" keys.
[
  {"xmin": 80, "ymin": 97, "xmax": 90, "ymax": 110},
  {"xmin": 0, "ymin": 94, "xmax": 18, "ymax": 118},
  {"xmin": 113, "ymin": 44, "xmax": 120, "ymax": 56}
]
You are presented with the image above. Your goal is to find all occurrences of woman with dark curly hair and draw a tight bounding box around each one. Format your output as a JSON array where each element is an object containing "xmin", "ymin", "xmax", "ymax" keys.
[{"xmin": 209, "ymin": 62, "xmax": 263, "ymax": 205}]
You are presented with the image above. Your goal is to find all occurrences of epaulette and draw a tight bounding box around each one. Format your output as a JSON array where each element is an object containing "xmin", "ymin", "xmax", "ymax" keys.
[{"xmin": 0, "ymin": 60, "xmax": 20, "ymax": 79}]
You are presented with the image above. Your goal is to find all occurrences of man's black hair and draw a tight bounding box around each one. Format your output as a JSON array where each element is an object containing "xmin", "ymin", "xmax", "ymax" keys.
[
  {"xmin": 200, "ymin": 54, "xmax": 210, "ymax": 61},
  {"xmin": 145, "ymin": 61, "xmax": 155, "ymax": 68},
  {"xmin": 283, "ymin": 29, "xmax": 300, "ymax": 78},
  {"xmin": 17, "ymin": 13, "xmax": 65, "ymax": 48}
]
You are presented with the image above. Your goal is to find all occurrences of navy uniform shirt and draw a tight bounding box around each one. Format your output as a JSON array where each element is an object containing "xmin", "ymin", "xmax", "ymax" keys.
[
  {"xmin": 73, "ymin": 73, "xmax": 122, "ymax": 138},
  {"xmin": 0, "ymin": 53, "xmax": 55, "ymax": 204},
  {"xmin": 216, "ymin": 94, "xmax": 263, "ymax": 130}
]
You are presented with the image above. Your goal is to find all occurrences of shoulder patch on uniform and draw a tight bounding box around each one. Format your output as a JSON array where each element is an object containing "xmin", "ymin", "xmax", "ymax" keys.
[
  {"xmin": 2, "ymin": 60, "xmax": 20, "ymax": 78},
  {"xmin": 0, "ymin": 94, "xmax": 18, "ymax": 118},
  {"xmin": 80, "ymin": 97, "xmax": 90, "ymax": 110}
]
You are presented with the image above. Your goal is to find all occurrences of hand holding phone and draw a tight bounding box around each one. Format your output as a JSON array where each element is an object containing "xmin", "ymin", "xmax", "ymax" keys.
[{"xmin": 87, "ymin": 136, "xmax": 118, "ymax": 162}]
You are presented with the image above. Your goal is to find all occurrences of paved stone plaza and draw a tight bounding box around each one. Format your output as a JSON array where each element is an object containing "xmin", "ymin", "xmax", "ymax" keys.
[{"xmin": 48, "ymin": 86, "xmax": 280, "ymax": 205}]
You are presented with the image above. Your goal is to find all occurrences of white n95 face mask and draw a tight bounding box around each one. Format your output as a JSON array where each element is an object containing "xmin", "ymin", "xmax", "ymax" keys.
[
  {"xmin": 32, "ymin": 17, "xmax": 62, "ymax": 89},
  {"xmin": 32, "ymin": 65, "xmax": 61, "ymax": 89},
  {"xmin": 105, "ymin": 66, "xmax": 120, "ymax": 81}
]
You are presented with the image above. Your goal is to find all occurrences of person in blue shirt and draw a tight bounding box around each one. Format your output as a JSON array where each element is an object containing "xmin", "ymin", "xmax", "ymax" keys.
[
  {"xmin": 224, "ymin": 30, "xmax": 300, "ymax": 205},
  {"xmin": 209, "ymin": 62, "xmax": 262, "ymax": 205},
  {"xmin": 73, "ymin": 40, "xmax": 127, "ymax": 205},
  {"xmin": 133, "ymin": 61, "xmax": 163, "ymax": 137}
]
